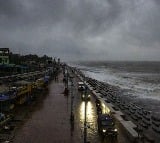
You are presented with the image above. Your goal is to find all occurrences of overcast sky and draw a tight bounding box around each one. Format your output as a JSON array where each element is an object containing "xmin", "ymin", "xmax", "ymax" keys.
[{"xmin": 0, "ymin": 0, "xmax": 160, "ymax": 61}]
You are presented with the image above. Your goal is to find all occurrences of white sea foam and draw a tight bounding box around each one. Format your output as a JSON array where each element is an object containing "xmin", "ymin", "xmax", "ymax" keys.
[{"xmin": 77, "ymin": 64, "xmax": 160, "ymax": 101}]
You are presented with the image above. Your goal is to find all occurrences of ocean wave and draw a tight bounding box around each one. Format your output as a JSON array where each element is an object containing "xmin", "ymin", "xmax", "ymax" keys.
[{"xmin": 76, "ymin": 62, "xmax": 160, "ymax": 101}]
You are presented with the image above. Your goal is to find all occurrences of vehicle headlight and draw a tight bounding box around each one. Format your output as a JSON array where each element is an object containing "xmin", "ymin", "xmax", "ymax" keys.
[
  {"xmin": 102, "ymin": 129, "xmax": 106, "ymax": 133},
  {"xmin": 114, "ymin": 128, "xmax": 118, "ymax": 132}
]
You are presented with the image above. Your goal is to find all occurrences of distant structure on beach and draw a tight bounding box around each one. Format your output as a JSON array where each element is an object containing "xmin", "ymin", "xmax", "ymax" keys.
[{"xmin": 0, "ymin": 48, "xmax": 10, "ymax": 65}]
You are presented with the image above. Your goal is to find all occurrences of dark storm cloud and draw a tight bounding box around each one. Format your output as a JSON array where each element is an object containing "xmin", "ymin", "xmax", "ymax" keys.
[
  {"xmin": 64, "ymin": 0, "xmax": 122, "ymax": 36},
  {"xmin": 0, "ymin": 0, "xmax": 21, "ymax": 16},
  {"xmin": 0, "ymin": 0, "xmax": 66, "ymax": 29},
  {"xmin": 0, "ymin": 0, "xmax": 160, "ymax": 61}
]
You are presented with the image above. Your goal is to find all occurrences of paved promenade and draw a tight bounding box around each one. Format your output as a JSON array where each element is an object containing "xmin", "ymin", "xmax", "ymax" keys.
[
  {"xmin": 11, "ymin": 72, "xmax": 131, "ymax": 143},
  {"xmin": 13, "ymin": 74, "xmax": 82, "ymax": 143}
]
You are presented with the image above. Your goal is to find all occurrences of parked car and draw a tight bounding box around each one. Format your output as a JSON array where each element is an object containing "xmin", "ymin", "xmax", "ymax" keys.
[
  {"xmin": 78, "ymin": 82, "xmax": 85, "ymax": 91},
  {"xmin": 97, "ymin": 114, "xmax": 118, "ymax": 138}
]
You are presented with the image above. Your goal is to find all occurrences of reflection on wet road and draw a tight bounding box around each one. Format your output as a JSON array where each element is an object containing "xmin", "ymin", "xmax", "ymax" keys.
[
  {"xmin": 75, "ymin": 81, "xmax": 130, "ymax": 143},
  {"xmin": 80, "ymin": 101, "xmax": 94, "ymax": 122},
  {"xmin": 79, "ymin": 101, "xmax": 99, "ymax": 143}
]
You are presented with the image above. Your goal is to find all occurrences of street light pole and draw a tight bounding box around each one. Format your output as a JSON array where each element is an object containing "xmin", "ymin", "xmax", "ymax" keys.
[
  {"xmin": 84, "ymin": 85, "xmax": 87, "ymax": 143},
  {"xmin": 70, "ymin": 76, "xmax": 74, "ymax": 122},
  {"xmin": 64, "ymin": 67, "xmax": 69, "ymax": 96},
  {"xmin": 66, "ymin": 69, "xmax": 69, "ymax": 89}
]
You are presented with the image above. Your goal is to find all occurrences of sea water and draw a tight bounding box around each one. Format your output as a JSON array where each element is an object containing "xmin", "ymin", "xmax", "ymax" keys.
[{"xmin": 70, "ymin": 61, "xmax": 160, "ymax": 112}]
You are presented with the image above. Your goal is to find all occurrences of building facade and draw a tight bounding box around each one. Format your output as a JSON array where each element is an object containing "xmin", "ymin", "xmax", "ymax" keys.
[{"xmin": 0, "ymin": 48, "xmax": 10, "ymax": 64}]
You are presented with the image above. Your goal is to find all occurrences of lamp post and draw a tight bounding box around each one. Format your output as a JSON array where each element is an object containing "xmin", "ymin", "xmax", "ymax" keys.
[
  {"xmin": 66, "ymin": 69, "xmax": 69, "ymax": 89},
  {"xmin": 64, "ymin": 67, "xmax": 69, "ymax": 96},
  {"xmin": 84, "ymin": 84, "xmax": 87, "ymax": 143},
  {"xmin": 70, "ymin": 76, "xmax": 74, "ymax": 122}
]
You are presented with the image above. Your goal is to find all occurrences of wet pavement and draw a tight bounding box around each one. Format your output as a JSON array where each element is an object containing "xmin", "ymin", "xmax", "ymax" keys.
[{"xmin": 12, "ymin": 74, "xmax": 131, "ymax": 143}]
